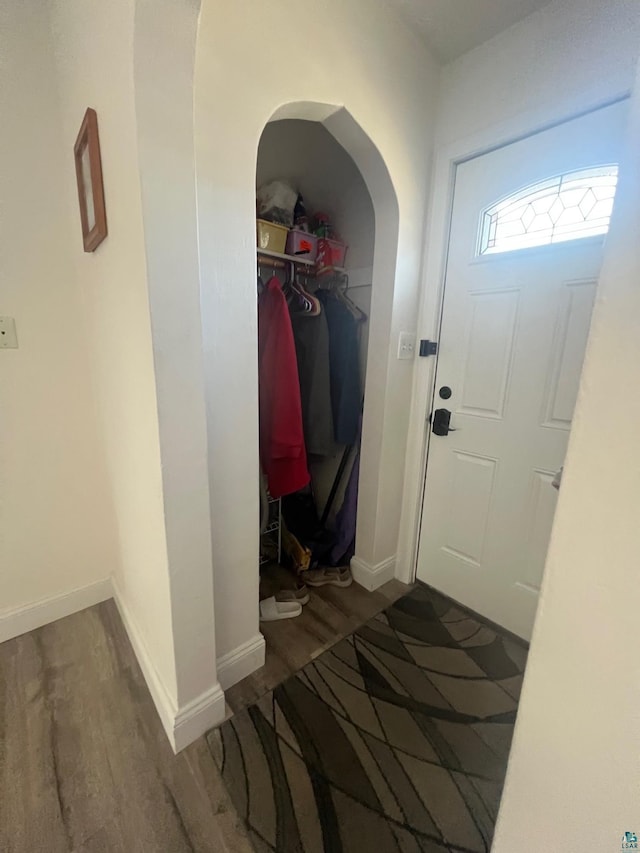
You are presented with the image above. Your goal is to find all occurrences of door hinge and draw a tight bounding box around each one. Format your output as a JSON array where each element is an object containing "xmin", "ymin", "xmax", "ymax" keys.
[{"xmin": 419, "ymin": 339, "xmax": 438, "ymax": 357}]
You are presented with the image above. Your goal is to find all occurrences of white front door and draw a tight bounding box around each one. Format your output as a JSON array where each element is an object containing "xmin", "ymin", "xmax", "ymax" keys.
[{"xmin": 417, "ymin": 102, "xmax": 628, "ymax": 640}]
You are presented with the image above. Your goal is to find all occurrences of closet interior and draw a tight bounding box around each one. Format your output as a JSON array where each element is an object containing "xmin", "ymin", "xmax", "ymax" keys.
[{"xmin": 244, "ymin": 119, "xmax": 405, "ymax": 696}]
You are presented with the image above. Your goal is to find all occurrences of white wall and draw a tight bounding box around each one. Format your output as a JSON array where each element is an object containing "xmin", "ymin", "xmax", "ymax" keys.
[
  {"xmin": 398, "ymin": 0, "xmax": 640, "ymax": 581},
  {"xmin": 48, "ymin": 0, "xmax": 219, "ymax": 743},
  {"xmin": 0, "ymin": 0, "xmax": 223, "ymax": 747},
  {"xmin": 493, "ymin": 54, "xmax": 640, "ymax": 853},
  {"xmin": 133, "ymin": 0, "xmax": 220, "ymax": 720},
  {"xmin": 438, "ymin": 0, "xmax": 640, "ymax": 147},
  {"xmin": 0, "ymin": 0, "xmax": 115, "ymax": 630},
  {"xmin": 193, "ymin": 0, "xmax": 440, "ymax": 662}
]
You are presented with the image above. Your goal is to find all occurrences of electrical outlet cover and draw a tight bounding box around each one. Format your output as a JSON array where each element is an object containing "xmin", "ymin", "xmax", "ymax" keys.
[
  {"xmin": 397, "ymin": 331, "xmax": 416, "ymax": 360},
  {"xmin": 0, "ymin": 316, "xmax": 18, "ymax": 348}
]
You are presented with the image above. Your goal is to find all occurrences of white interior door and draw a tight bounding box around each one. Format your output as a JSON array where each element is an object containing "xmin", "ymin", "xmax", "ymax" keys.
[{"xmin": 417, "ymin": 102, "xmax": 628, "ymax": 640}]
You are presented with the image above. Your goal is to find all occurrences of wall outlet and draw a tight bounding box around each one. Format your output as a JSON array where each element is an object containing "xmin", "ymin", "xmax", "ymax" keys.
[
  {"xmin": 397, "ymin": 331, "xmax": 416, "ymax": 360},
  {"xmin": 0, "ymin": 317, "xmax": 18, "ymax": 349}
]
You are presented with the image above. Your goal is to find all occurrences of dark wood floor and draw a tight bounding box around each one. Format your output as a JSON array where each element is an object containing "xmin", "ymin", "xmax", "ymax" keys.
[
  {"xmin": 226, "ymin": 578, "xmax": 410, "ymax": 712},
  {"xmin": 0, "ymin": 580, "xmax": 408, "ymax": 852},
  {"xmin": 0, "ymin": 601, "xmax": 252, "ymax": 853}
]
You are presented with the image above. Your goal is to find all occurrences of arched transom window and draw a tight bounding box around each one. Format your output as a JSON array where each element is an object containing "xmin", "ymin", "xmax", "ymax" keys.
[{"xmin": 478, "ymin": 165, "xmax": 619, "ymax": 255}]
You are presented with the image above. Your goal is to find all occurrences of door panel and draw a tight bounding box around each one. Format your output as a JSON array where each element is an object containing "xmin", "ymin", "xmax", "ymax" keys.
[
  {"xmin": 542, "ymin": 280, "xmax": 597, "ymax": 428},
  {"xmin": 417, "ymin": 101, "xmax": 628, "ymax": 640},
  {"xmin": 521, "ymin": 468, "xmax": 557, "ymax": 592},
  {"xmin": 460, "ymin": 289, "xmax": 519, "ymax": 419},
  {"xmin": 443, "ymin": 451, "xmax": 497, "ymax": 567}
]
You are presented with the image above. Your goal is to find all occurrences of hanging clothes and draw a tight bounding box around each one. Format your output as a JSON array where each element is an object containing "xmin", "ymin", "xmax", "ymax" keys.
[
  {"xmin": 317, "ymin": 290, "xmax": 361, "ymax": 445},
  {"xmin": 289, "ymin": 308, "xmax": 334, "ymax": 456},
  {"xmin": 329, "ymin": 415, "xmax": 361, "ymax": 566},
  {"xmin": 258, "ymin": 276, "xmax": 310, "ymax": 498}
]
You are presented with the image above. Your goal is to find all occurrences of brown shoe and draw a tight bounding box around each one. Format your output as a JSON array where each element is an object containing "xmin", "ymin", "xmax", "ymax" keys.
[{"xmin": 304, "ymin": 566, "xmax": 352, "ymax": 588}]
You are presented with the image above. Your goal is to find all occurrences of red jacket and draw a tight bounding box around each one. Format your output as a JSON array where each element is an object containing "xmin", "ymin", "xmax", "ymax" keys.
[{"xmin": 258, "ymin": 277, "xmax": 310, "ymax": 498}]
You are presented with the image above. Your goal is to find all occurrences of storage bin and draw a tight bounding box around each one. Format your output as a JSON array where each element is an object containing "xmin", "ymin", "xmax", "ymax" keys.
[
  {"xmin": 256, "ymin": 219, "xmax": 288, "ymax": 254},
  {"xmin": 286, "ymin": 229, "xmax": 318, "ymax": 261},
  {"xmin": 327, "ymin": 238, "xmax": 347, "ymax": 268},
  {"xmin": 316, "ymin": 238, "xmax": 349, "ymax": 276}
]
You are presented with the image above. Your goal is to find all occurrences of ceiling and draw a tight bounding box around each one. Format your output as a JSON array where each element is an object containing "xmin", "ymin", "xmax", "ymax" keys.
[{"xmin": 389, "ymin": 0, "xmax": 554, "ymax": 63}]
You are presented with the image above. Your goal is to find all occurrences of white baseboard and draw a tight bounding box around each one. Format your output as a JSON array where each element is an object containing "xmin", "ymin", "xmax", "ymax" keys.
[
  {"xmin": 0, "ymin": 578, "xmax": 113, "ymax": 644},
  {"xmin": 350, "ymin": 554, "xmax": 396, "ymax": 591},
  {"xmin": 173, "ymin": 682, "xmax": 226, "ymax": 752},
  {"xmin": 111, "ymin": 579, "xmax": 178, "ymax": 744},
  {"xmin": 112, "ymin": 578, "xmax": 225, "ymax": 753},
  {"xmin": 217, "ymin": 633, "xmax": 265, "ymax": 690}
]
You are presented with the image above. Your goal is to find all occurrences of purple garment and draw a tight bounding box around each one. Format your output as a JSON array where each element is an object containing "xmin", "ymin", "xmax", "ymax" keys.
[{"xmin": 329, "ymin": 418, "xmax": 361, "ymax": 565}]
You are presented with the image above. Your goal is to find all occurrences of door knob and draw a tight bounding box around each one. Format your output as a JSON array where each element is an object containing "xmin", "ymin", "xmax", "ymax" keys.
[{"xmin": 432, "ymin": 408, "xmax": 458, "ymax": 436}]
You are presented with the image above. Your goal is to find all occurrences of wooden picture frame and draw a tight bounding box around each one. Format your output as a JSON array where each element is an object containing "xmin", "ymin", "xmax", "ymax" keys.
[{"xmin": 73, "ymin": 108, "xmax": 107, "ymax": 252}]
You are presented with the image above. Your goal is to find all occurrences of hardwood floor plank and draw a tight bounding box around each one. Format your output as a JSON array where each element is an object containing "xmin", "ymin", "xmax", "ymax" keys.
[
  {"xmin": 0, "ymin": 601, "xmax": 250, "ymax": 853},
  {"xmin": 0, "ymin": 579, "xmax": 408, "ymax": 851},
  {"xmin": 225, "ymin": 579, "xmax": 411, "ymax": 713},
  {"xmin": 0, "ymin": 632, "xmax": 70, "ymax": 853}
]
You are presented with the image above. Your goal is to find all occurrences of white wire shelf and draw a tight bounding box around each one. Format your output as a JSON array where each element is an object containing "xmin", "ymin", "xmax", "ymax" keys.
[{"xmin": 260, "ymin": 494, "xmax": 282, "ymax": 567}]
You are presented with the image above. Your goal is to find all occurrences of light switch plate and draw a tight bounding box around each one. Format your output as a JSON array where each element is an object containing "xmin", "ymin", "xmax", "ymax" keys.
[
  {"xmin": 397, "ymin": 331, "xmax": 416, "ymax": 360},
  {"xmin": 0, "ymin": 317, "xmax": 18, "ymax": 349}
]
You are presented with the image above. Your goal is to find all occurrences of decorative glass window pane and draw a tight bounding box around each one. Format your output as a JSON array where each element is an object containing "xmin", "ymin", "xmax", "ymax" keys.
[{"xmin": 478, "ymin": 166, "xmax": 618, "ymax": 255}]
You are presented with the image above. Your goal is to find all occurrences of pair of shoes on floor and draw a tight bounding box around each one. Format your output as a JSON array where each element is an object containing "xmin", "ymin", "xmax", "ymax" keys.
[
  {"xmin": 259, "ymin": 566, "xmax": 352, "ymax": 621},
  {"xmin": 260, "ymin": 582, "xmax": 309, "ymax": 622}
]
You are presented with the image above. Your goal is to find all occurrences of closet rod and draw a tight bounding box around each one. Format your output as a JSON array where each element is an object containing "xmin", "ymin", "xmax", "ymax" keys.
[{"xmin": 257, "ymin": 253, "xmax": 287, "ymax": 269}]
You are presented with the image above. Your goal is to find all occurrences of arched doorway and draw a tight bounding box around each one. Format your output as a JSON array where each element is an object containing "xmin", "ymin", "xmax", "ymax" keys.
[
  {"xmin": 195, "ymin": 98, "xmax": 401, "ymax": 691},
  {"xmin": 253, "ymin": 108, "xmax": 400, "ymax": 671}
]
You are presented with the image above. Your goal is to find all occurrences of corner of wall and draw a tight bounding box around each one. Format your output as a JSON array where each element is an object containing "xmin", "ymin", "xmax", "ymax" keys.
[
  {"xmin": 217, "ymin": 633, "xmax": 265, "ymax": 691},
  {"xmin": 112, "ymin": 577, "xmax": 225, "ymax": 752},
  {"xmin": 350, "ymin": 554, "xmax": 397, "ymax": 591},
  {"xmin": 172, "ymin": 683, "xmax": 226, "ymax": 753}
]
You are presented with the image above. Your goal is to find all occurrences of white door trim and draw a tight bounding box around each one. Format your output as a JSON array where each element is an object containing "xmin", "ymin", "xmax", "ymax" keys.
[{"xmin": 396, "ymin": 89, "xmax": 632, "ymax": 587}]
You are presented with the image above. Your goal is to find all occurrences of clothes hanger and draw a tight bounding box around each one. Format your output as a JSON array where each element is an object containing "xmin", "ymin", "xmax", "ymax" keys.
[
  {"xmin": 294, "ymin": 267, "xmax": 321, "ymax": 315},
  {"xmin": 279, "ymin": 260, "xmax": 297, "ymax": 304},
  {"xmin": 283, "ymin": 261, "xmax": 316, "ymax": 314},
  {"xmin": 335, "ymin": 273, "xmax": 367, "ymax": 322},
  {"xmin": 286, "ymin": 272, "xmax": 310, "ymax": 312}
]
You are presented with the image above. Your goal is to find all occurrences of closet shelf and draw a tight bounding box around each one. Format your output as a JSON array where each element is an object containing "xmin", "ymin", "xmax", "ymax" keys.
[
  {"xmin": 257, "ymin": 247, "xmax": 314, "ymax": 266},
  {"xmin": 256, "ymin": 247, "xmax": 345, "ymax": 273}
]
